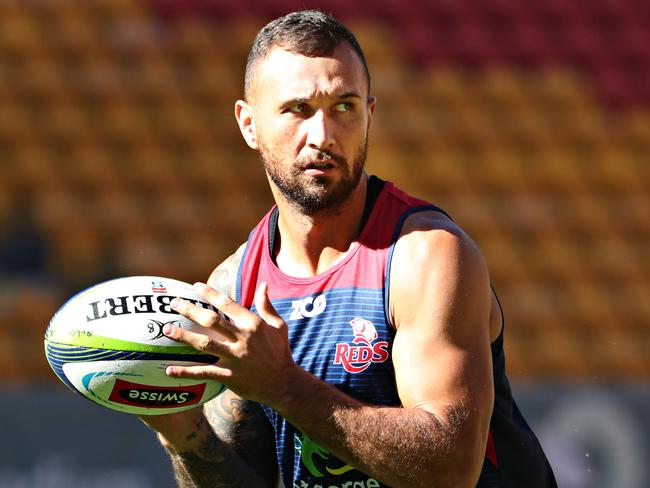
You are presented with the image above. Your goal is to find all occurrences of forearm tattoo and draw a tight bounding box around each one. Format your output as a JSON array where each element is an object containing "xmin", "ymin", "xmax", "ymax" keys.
[
  {"xmin": 168, "ymin": 393, "xmax": 276, "ymax": 488},
  {"xmin": 174, "ymin": 446, "xmax": 253, "ymax": 488}
]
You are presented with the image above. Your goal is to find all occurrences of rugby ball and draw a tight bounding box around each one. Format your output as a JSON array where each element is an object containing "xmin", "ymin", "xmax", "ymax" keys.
[{"xmin": 44, "ymin": 276, "xmax": 227, "ymax": 415}]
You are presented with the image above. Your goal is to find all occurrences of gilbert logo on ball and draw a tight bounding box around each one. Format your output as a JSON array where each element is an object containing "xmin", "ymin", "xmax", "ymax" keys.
[{"xmin": 44, "ymin": 276, "xmax": 227, "ymax": 415}]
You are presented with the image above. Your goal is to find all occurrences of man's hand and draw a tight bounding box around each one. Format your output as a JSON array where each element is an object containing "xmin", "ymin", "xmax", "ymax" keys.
[{"xmin": 163, "ymin": 281, "xmax": 298, "ymax": 407}]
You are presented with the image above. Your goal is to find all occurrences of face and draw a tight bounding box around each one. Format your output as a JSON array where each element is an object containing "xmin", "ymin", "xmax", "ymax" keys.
[{"xmin": 236, "ymin": 43, "xmax": 375, "ymax": 215}]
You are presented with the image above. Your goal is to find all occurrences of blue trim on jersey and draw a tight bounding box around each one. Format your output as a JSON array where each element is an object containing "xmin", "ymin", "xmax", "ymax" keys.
[
  {"xmin": 236, "ymin": 229, "xmax": 256, "ymax": 305},
  {"xmin": 383, "ymin": 204, "xmax": 453, "ymax": 329},
  {"xmin": 265, "ymin": 287, "xmax": 384, "ymax": 307}
]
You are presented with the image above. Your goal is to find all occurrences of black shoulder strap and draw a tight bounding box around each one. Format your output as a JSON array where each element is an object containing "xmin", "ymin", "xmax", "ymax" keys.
[
  {"xmin": 359, "ymin": 174, "xmax": 385, "ymax": 232},
  {"xmin": 268, "ymin": 206, "xmax": 280, "ymax": 256}
]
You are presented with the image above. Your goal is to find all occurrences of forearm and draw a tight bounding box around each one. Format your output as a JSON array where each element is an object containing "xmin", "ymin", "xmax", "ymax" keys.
[
  {"xmin": 166, "ymin": 440, "xmax": 266, "ymax": 488},
  {"xmin": 144, "ymin": 391, "xmax": 277, "ymax": 488},
  {"xmin": 273, "ymin": 370, "xmax": 482, "ymax": 488},
  {"xmin": 159, "ymin": 415, "xmax": 269, "ymax": 488}
]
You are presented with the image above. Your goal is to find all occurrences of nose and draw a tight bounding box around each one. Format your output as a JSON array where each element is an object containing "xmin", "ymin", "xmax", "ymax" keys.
[{"xmin": 305, "ymin": 110, "xmax": 335, "ymax": 150}]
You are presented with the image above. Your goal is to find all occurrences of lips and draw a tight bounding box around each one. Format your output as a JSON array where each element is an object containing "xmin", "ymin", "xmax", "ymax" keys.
[
  {"xmin": 299, "ymin": 150, "xmax": 345, "ymax": 170},
  {"xmin": 303, "ymin": 161, "xmax": 335, "ymax": 170},
  {"xmin": 303, "ymin": 164, "xmax": 335, "ymax": 177}
]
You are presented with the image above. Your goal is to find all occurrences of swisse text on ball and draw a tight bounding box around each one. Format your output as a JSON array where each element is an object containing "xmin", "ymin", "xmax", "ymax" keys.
[
  {"xmin": 108, "ymin": 378, "xmax": 208, "ymax": 408},
  {"xmin": 85, "ymin": 295, "xmax": 214, "ymax": 322},
  {"xmin": 123, "ymin": 389, "xmax": 196, "ymax": 405}
]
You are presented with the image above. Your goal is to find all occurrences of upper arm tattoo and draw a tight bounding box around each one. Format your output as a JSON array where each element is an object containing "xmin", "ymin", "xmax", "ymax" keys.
[{"xmin": 209, "ymin": 244, "xmax": 246, "ymax": 298}]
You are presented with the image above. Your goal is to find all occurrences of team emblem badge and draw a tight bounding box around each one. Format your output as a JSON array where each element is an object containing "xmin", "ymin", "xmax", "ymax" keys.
[{"xmin": 333, "ymin": 318, "xmax": 389, "ymax": 373}]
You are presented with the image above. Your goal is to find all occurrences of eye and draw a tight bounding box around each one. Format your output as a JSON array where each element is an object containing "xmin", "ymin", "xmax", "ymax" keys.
[
  {"xmin": 334, "ymin": 102, "xmax": 353, "ymax": 112},
  {"xmin": 288, "ymin": 103, "xmax": 309, "ymax": 114}
]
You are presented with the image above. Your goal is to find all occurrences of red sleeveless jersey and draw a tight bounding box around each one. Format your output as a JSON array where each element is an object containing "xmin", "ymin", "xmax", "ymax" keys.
[{"xmin": 236, "ymin": 177, "xmax": 556, "ymax": 488}]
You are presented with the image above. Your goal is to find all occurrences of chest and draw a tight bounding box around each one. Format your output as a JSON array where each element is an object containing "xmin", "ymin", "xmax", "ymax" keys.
[{"xmin": 256, "ymin": 287, "xmax": 399, "ymax": 405}]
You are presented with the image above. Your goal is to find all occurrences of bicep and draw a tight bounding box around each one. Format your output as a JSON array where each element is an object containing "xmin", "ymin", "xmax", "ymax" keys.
[
  {"xmin": 392, "ymin": 317, "xmax": 493, "ymax": 416},
  {"xmin": 390, "ymin": 222, "xmax": 493, "ymax": 442},
  {"xmin": 203, "ymin": 389, "xmax": 278, "ymax": 482}
]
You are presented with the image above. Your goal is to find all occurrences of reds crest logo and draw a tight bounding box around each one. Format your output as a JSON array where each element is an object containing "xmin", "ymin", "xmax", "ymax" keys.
[{"xmin": 333, "ymin": 318, "xmax": 390, "ymax": 374}]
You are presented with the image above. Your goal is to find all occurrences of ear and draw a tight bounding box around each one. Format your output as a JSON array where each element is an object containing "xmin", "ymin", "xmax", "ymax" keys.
[
  {"xmin": 366, "ymin": 96, "xmax": 377, "ymax": 132},
  {"xmin": 235, "ymin": 100, "xmax": 258, "ymax": 150}
]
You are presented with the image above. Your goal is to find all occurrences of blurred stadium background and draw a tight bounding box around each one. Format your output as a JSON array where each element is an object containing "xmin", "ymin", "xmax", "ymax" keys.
[{"xmin": 0, "ymin": 0, "xmax": 649, "ymax": 487}]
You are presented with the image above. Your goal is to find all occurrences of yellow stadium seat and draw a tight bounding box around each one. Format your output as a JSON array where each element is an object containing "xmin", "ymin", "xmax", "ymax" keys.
[
  {"xmin": 528, "ymin": 235, "xmax": 587, "ymax": 283},
  {"xmin": 525, "ymin": 146, "xmax": 585, "ymax": 193},
  {"xmin": 565, "ymin": 281, "xmax": 618, "ymax": 333},
  {"xmin": 472, "ymin": 69, "xmax": 530, "ymax": 116},
  {"xmin": 47, "ymin": 223, "xmax": 105, "ymax": 287},
  {"xmin": 604, "ymin": 191, "xmax": 650, "ymax": 238},
  {"xmin": 617, "ymin": 112, "xmax": 650, "ymax": 153},
  {"xmin": 92, "ymin": 189, "xmax": 147, "ymax": 238},
  {"xmin": 0, "ymin": 99, "xmax": 32, "ymax": 143},
  {"xmin": 417, "ymin": 143, "xmax": 477, "ymax": 197},
  {"xmin": 480, "ymin": 236, "xmax": 533, "ymax": 287},
  {"xmin": 561, "ymin": 191, "xmax": 612, "ymax": 238},
  {"xmin": 114, "ymin": 227, "xmax": 179, "ymax": 278},
  {"xmin": 583, "ymin": 238, "xmax": 643, "ymax": 284},
  {"xmin": 528, "ymin": 69, "xmax": 594, "ymax": 111},
  {"xmin": 0, "ymin": 6, "xmax": 42, "ymax": 53},
  {"xmin": 176, "ymin": 234, "xmax": 231, "ymax": 284},
  {"xmin": 607, "ymin": 281, "xmax": 650, "ymax": 332},
  {"xmin": 9, "ymin": 144, "xmax": 66, "ymax": 193},
  {"xmin": 471, "ymin": 146, "xmax": 530, "ymax": 194},
  {"xmin": 67, "ymin": 142, "xmax": 124, "ymax": 192},
  {"xmin": 0, "ymin": 282, "xmax": 63, "ymax": 381},
  {"xmin": 420, "ymin": 67, "xmax": 473, "ymax": 115},
  {"xmin": 588, "ymin": 142, "xmax": 645, "ymax": 193},
  {"xmin": 122, "ymin": 144, "xmax": 179, "ymax": 193},
  {"xmin": 100, "ymin": 97, "xmax": 149, "ymax": 141}
]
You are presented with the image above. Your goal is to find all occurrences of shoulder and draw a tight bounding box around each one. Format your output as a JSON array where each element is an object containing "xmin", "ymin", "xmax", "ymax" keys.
[
  {"xmin": 207, "ymin": 242, "xmax": 248, "ymax": 298},
  {"xmin": 390, "ymin": 210, "xmax": 490, "ymax": 327},
  {"xmin": 395, "ymin": 210, "xmax": 485, "ymax": 269}
]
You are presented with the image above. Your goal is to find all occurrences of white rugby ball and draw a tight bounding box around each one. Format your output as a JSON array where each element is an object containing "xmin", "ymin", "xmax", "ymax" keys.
[{"xmin": 44, "ymin": 276, "xmax": 226, "ymax": 415}]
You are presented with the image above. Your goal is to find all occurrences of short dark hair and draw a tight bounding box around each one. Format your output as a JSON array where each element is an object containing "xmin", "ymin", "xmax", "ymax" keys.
[{"xmin": 244, "ymin": 10, "xmax": 371, "ymax": 101}]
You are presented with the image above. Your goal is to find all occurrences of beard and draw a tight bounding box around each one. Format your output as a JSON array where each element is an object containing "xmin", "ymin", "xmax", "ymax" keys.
[{"xmin": 259, "ymin": 138, "xmax": 368, "ymax": 215}]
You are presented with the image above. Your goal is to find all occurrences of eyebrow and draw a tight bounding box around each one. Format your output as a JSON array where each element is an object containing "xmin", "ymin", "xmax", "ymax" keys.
[
  {"xmin": 279, "ymin": 91, "xmax": 362, "ymax": 108},
  {"xmin": 337, "ymin": 91, "xmax": 362, "ymax": 100}
]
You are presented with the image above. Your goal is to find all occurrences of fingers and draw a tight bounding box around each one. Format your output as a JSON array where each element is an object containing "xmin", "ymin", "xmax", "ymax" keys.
[
  {"xmin": 171, "ymin": 296, "xmax": 239, "ymax": 340},
  {"xmin": 163, "ymin": 322, "xmax": 233, "ymax": 358},
  {"xmin": 254, "ymin": 282, "xmax": 285, "ymax": 329},
  {"xmin": 192, "ymin": 282, "xmax": 251, "ymax": 322},
  {"xmin": 170, "ymin": 297, "xmax": 219, "ymax": 325},
  {"xmin": 189, "ymin": 281, "xmax": 284, "ymax": 331},
  {"xmin": 166, "ymin": 363, "xmax": 233, "ymax": 381}
]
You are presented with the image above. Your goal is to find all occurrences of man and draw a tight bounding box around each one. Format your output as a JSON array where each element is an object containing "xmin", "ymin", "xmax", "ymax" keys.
[{"xmin": 143, "ymin": 10, "xmax": 557, "ymax": 488}]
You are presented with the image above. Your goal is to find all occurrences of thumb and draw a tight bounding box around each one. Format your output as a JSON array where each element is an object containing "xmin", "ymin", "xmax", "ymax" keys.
[{"xmin": 255, "ymin": 282, "xmax": 285, "ymax": 329}]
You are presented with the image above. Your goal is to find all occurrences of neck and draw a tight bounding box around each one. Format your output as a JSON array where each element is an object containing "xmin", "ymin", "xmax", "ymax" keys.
[{"xmin": 271, "ymin": 174, "xmax": 369, "ymax": 277}]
